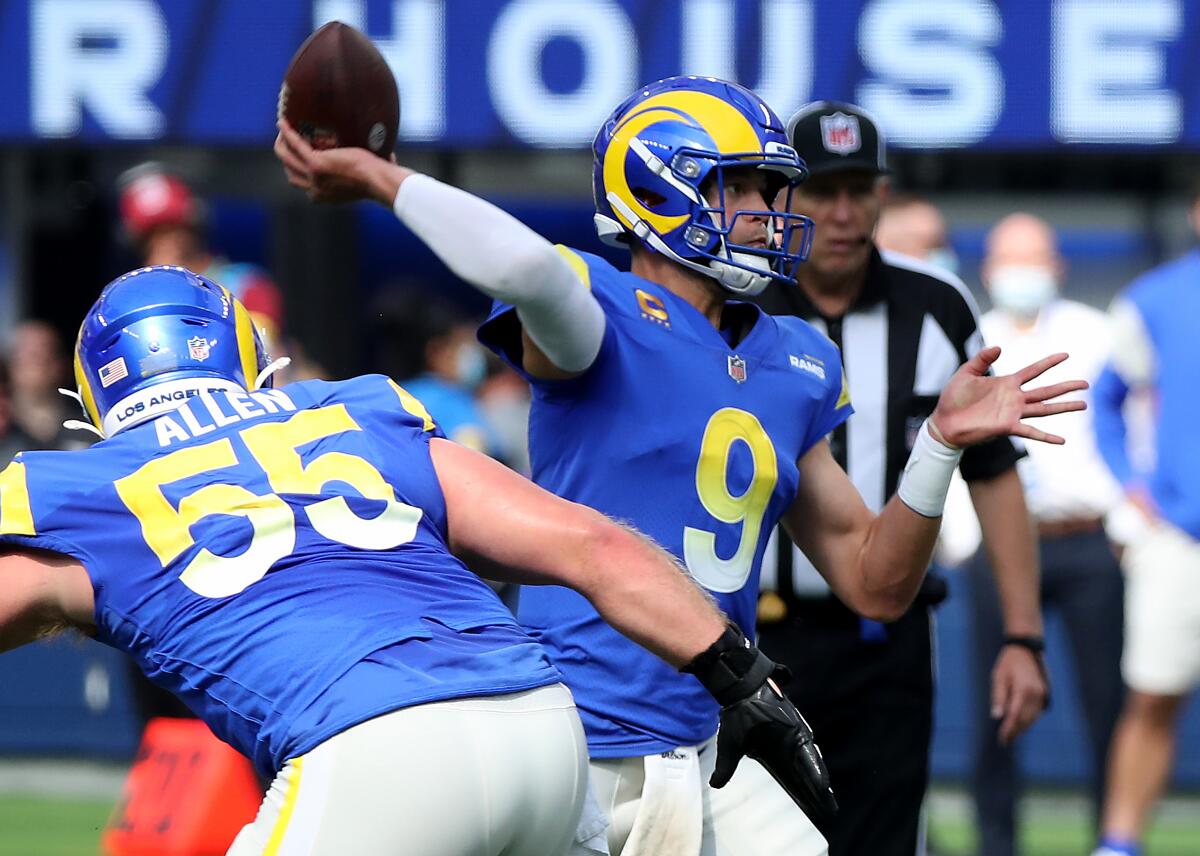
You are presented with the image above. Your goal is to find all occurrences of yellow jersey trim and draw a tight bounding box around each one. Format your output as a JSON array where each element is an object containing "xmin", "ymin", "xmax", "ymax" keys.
[
  {"xmin": 387, "ymin": 380, "xmax": 436, "ymax": 432},
  {"xmin": 836, "ymin": 372, "xmax": 852, "ymax": 409},
  {"xmin": 554, "ymin": 245, "xmax": 592, "ymax": 290},
  {"xmin": 0, "ymin": 461, "xmax": 36, "ymax": 536}
]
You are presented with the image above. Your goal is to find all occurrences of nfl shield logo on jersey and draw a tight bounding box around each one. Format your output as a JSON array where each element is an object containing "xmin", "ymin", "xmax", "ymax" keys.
[
  {"xmin": 820, "ymin": 112, "xmax": 861, "ymax": 155},
  {"xmin": 727, "ymin": 355, "xmax": 747, "ymax": 383},
  {"xmin": 187, "ymin": 336, "xmax": 211, "ymax": 361}
]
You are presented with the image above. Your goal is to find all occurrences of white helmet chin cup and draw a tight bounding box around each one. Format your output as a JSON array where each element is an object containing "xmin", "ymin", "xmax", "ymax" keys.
[
  {"xmin": 593, "ymin": 213, "xmax": 628, "ymax": 249},
  {"xmin": 710, "ymin": 252, "xmax": 772, "ymax": 296}
]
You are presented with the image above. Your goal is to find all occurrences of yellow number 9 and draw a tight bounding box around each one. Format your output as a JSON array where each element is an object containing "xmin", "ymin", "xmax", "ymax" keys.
[{"xmin": 683, "ymin": 408, "xmax": 778, "ymax": 593}]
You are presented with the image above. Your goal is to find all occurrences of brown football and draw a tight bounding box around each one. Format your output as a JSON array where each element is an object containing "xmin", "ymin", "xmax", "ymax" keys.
[{"xmin": 278, "ymin": 21, "xmax": 399, "ymax": 157}]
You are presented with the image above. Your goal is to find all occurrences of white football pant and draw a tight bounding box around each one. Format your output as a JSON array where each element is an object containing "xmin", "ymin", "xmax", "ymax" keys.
[{"xmin": 227, "ymin": 683, "xmax": 590, "ymax": 856}]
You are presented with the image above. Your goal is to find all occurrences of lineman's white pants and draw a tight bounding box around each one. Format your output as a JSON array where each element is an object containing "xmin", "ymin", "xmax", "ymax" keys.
[{"xmin": 228, "ymin": 683, "xmax": 590, "ymax": 856}]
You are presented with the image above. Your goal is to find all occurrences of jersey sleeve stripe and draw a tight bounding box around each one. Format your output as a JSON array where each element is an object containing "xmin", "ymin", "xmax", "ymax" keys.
[
  {"xmin": 554, "ymin": 244, "xmax": 592, "ymax": 290},
  {"xmin": 387, "ymin": 380, "xmax": 437, "ymax": 432},
  {"xmin": 0, "ymin": 461, "xmax": 36, "ymax": 536},
  {"xmin": 836, "ymin": 372, "xmax": 852, "ymax": 409}
]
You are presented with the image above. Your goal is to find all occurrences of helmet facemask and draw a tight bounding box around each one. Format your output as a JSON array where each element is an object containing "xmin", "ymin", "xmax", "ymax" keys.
[
  {"xmin": 593, "ymin": 77, "xmax": 815, "ymax": 296},
  {"xmin": 685, "ymin": 157, "xmax": 813, "ymax": 295}
]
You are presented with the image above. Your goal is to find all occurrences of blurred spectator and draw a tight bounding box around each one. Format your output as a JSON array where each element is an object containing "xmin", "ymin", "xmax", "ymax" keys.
[
  {"xmin": 118, "ymin": 165, "xmax": 313, "ymax": 728},
  {"xmin": 117, "ymin": 163, "xmax": 328, "ymax": 382},
  {"xmin": 373, "ymin": 292, "xmax": 497, "ymax": 457},
  {"xmin": 476, "ymin": 362, "xmax": 532, "ymax": 475},
  {"xmin": 1089, "ymin": 188, "xmax": 1200, "ymax": 856},
  {"xmin": 0, "ymin": 359, "xmax": 36, "ymax": 465},
  {"xmin": 7, "ymin": 320, "xmax": 89, "ymax": 451},
  {"xmin": 875, "ymin": 193, "xmax": 959, "ymax": 276},
  {"xmin": 119, "ymin": 164, "xmax": 285, "ymax": 341},
  {"xmin": 953, "ymin": 213, "xmax": 1125, "ymax": 856}
]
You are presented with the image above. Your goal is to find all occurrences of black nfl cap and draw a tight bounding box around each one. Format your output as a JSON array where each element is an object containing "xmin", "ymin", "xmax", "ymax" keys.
[{"xmin": 787, "ymin": 101, "xmax": 888, "ymax": 177}]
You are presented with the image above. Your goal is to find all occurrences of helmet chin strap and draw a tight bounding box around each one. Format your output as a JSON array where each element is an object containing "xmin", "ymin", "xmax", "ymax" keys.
[
  {"xmin": 709, "ymin": 253, "xmax": 772, "ymax": 296},
  {"xmin": 58, "ymin": 388, "xmax": 106, "ymax": 438},
  {"xmin": 253, "ymin": 356, "xmax": 291, "ymax": 390},
  {"xmin": 704, "ymin": 211, "xmax": 772, "ymax": 296}
]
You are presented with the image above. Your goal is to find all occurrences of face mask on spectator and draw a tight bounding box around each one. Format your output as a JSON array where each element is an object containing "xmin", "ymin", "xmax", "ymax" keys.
[
  {"xmin": 988, "ymin": 264, "xmax": 1058, "ymax": 317},
  {"xmin": 925, "ymin": 246, "xmax": 959, "ymax": 277},
  {"xmin": 455, "ymin": 344, "xmax": 487, "ymax": 390}
]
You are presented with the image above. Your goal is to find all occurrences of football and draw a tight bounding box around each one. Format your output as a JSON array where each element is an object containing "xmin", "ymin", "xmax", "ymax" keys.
[{"xmin": 277, "ymin": 21, "xmax": 399, "ymax": 157}]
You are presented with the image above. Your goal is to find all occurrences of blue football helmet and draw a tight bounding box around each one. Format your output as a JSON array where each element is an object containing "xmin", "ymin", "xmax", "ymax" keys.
[
  {"xmin": 593, "ymin": 76, "xmax": 813, "ymax": 295},
  {"xmin": 74, "ymin": 266, "xmax": 271, "ymax": 437}
]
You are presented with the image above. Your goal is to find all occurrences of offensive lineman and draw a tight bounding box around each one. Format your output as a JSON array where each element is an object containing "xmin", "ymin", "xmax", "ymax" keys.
[
  {"xmin": 0, "ymin": 266, "xmax": 830, "ymax": 856},
  {"xmin": 276, "ymin": 75, "xmax": 1087, "ymax": 855}
]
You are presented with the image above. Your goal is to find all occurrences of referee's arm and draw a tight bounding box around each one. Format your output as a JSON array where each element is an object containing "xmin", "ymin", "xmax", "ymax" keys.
[
  {"xmin": 968, "ymin": 469, "xmax": 1049, "ymax": 743},
  {"xmin": 952, "ymin": 284, "xmax": 1049, "ymax": 743}
]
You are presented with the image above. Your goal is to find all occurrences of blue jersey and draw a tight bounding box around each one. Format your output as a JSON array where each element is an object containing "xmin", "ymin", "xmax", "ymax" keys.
[
  {"xmin": 480, "ymin": 248, "xmax": 852, "ymax": 756},
  {"xmin": 0, "ymin": 375, "xmax": 559, "ymax": 775},
  {"xmin": 1094, "ymin": 249, "xmax": 1200, "ymax": 538}
]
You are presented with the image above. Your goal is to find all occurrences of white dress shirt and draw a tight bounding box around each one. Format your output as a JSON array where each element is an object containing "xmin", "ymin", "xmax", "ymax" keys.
[{"xmin": 938, "ymin": 298, "xmax": 1127, "ymax": 563}]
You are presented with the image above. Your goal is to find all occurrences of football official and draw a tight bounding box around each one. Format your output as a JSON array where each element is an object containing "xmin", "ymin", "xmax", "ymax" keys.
[{"xmin": 754, "ymin": 102, "xmax": 1050, "ymax": 856}]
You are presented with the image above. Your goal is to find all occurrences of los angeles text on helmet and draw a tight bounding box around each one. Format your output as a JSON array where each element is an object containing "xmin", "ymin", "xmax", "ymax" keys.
[{"xmin": 110, "ymin": 386, "xmax": 297, "ymax": 447}]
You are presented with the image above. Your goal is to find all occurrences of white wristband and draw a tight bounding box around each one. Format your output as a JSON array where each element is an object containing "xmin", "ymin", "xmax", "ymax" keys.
[{"xmin": 896, "ymin": 419, "xmax": 963, "ymax": 518}]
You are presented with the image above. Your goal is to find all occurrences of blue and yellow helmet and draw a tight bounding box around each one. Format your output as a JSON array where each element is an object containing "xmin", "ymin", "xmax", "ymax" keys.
[
  {"xmin": 593, "ymin": 75, "xmax": 813, "ymax": 295},
  {"xmin": 74, "ymin": 266, "xmax": 271, "ymax": 437}
]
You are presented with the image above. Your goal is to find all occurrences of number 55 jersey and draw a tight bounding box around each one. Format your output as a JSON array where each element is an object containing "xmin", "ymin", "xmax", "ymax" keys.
[
  {"xmin": 0, "ymin": 375, "xmax": 559, "ymax": 775},
  {"xmin": 480, "ymin": 248, "xmax": 852, "ymax": 757}
]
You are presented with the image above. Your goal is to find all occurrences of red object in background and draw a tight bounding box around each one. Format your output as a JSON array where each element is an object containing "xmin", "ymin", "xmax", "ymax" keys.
[
  {"xmin": 119, "ymin": 171, "xmax": 201, "ymax": 242},
  {"xmin": 102, "ymin": 718, "xmax": 262, "ymax": 856}
]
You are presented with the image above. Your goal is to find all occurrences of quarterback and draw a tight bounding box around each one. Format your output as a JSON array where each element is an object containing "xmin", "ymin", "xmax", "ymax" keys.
[
  {"xmin": 0, "ymin": 266, "xmax": 832, "ymax": 856},
  {"xmin": 276, "ymin": 75, "xmax": 1086, "ymax": 855}
]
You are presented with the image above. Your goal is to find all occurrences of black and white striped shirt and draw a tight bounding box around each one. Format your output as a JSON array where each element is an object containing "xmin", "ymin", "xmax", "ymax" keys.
[{"xmin": 754, "ymin": 248, "xmax": 1023, "ymax": 598}]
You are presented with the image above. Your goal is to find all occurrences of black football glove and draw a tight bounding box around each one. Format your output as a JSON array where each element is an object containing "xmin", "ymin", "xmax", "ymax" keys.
[{"xmin": 683, "ymin": 623, "xmax": 838, "ymax": 818}]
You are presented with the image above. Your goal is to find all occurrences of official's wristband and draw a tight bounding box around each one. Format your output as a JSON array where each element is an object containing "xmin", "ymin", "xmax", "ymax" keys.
[
  {"xmin": 1002, "ymin": 635, "xmax": 1045, "ymax": 655},
  {"xmin": 1004, "ymin": 635, "xmax": 1052, "ymax": 710}
]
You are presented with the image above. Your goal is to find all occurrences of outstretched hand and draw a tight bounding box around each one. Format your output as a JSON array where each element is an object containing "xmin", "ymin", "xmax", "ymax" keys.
[
  {"xmin": 273, "ymin": 120, "xmax": 407, "ymax": 205},
  {"xmin": 930, "ymin": 346, "xmax": 1087, "ymax": 448}
]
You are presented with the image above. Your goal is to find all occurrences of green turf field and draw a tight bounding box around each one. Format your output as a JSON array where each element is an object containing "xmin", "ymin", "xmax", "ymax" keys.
[
  {"xmin": 931, "ymin": 806, "xmax": 1200, "ymax": 855},
  {"xmin": 0, "ymin": 791, "xmax": 1196, "ymax": 855},
  {"xmin": 0, "ymin": 796, "xmax": 114, "ymax": 856}
]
